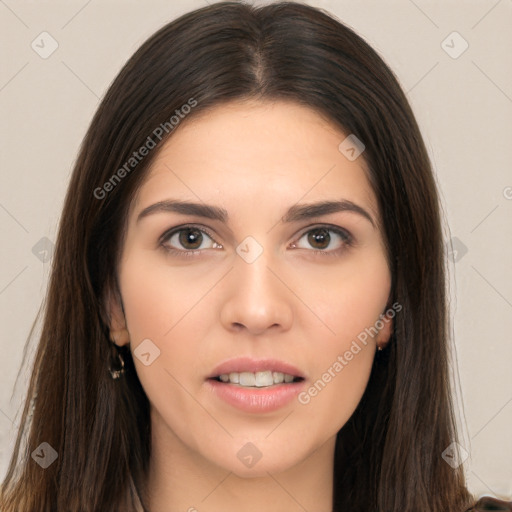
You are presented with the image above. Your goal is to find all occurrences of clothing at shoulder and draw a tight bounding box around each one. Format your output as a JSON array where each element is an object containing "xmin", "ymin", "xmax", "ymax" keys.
[{"xmin": 465, "ymin": 496, "xmax": 512, "ymax": 511}]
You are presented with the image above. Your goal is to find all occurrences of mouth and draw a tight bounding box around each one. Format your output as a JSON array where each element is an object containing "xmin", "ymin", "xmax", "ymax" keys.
[
  {"xmin": 206, "ymin": 358, "xmax": 306, "ymax": 413},
  {"xmin": 207, "ymin": 357, "xmax": 306, "ymax": 386},
  {"xmin": 209, "ymin": 371, "xmax": 304, "ymax": 388}
]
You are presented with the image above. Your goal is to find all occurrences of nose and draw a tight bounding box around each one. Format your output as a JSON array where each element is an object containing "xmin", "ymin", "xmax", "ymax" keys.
[{"xmin": 219, "ymin": 251, "xmax": 293, "ymax": 336}]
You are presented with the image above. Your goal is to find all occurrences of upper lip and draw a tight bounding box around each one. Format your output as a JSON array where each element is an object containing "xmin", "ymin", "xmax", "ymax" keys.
[{"xmin": 207, "ymin": 357, "xmax": 305, "ymax": 380}]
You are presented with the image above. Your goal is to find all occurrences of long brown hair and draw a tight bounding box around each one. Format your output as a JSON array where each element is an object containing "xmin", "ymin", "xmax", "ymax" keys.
[{"xmin": 1, "ymin": 2, "xmax": 478, "ymax": 510}]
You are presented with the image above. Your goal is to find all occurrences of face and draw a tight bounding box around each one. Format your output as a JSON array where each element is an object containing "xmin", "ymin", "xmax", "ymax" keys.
[{"xmin": 109, "ymin": 99, "xmax": 393, "ymax": 477}]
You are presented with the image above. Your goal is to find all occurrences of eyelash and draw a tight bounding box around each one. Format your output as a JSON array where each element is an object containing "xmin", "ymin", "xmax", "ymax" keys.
[{"xmin": 158, "ymin": 223, "xmax": 354, "ymax": 259}]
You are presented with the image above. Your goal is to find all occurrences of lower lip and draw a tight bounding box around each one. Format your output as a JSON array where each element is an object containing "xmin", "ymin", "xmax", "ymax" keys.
[{"xmin": 206, "ymin": 379, "xmax": 306, "ymax": 413}]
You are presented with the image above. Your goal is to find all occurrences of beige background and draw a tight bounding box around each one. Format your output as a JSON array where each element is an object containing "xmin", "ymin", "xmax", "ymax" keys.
[{"xmin": 1, "ymin": 0, "xmax": 511, "ymax": 500}]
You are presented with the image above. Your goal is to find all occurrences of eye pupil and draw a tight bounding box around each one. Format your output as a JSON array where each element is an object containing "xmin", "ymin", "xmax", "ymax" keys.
[
  {"xmin": 179, "ymin": 228, "xmax": 202, "ymax": 249},
  {"xmin": 308, "ymin": 228, "xmax": 330, "ymax": 249}
]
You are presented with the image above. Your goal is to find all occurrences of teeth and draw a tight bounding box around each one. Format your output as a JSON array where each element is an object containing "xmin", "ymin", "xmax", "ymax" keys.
[
  {"xmin": 254, "ymin": 371, "xmax": 273, "ymax": 387},
  {"xmin": 272, "ymin": 371, "xmax": 284, "ymax": 384},
  {"xmin": 217, "ymin": 371, "xmax": 298, "ymax": 387},
  {"xmin": 239, "ymin": 372, "xmax": 256, "ymax": 386}
]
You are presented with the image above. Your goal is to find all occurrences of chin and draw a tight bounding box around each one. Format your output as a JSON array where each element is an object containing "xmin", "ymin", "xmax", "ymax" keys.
[{"xmin": 207, "ymin": 440, "xmax": 306, "ymax": 478}]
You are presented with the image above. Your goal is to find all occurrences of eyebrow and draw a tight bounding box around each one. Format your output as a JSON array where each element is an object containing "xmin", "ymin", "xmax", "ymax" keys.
[{"xmin": 136, "ymin": 199, "xmax": 375, "ymax": 228}]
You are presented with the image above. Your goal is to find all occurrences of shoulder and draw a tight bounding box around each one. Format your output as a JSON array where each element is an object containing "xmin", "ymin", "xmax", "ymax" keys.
[{"xmin": 464, "ymin": 496, "xmax": 512, "ymax": 511}]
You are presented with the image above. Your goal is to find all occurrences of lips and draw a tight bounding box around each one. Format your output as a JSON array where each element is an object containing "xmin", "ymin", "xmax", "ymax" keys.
[{"xmin": 205, "ymin": 357, "xmax": 306, "ymax": 413}]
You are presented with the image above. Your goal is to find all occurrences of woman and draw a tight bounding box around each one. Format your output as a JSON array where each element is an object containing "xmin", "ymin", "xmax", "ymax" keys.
[{"xmin": 1, "ymin": 2, "xmax": 510, "ymax": 511}]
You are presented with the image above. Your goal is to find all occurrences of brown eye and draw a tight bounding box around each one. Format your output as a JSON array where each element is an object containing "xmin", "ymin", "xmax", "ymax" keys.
[
  {"xmin": 307, "ymin": 228, "xmax": 331, "ymax": 249},
  {"xmin": 160, "ymin": 225, "xmax": 223, "ymax": 255},
  {"xmin": 178, "ymin": 228, "xmax": 203, "ymax": 250},
  {"xmin": 292, "ymin": 225, "xmax": 352, "ymax": 255}
]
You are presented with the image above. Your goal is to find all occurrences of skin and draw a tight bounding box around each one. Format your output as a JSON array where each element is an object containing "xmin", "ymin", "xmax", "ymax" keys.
[{"xmin": 108, "ymin": 99, "xmax": 393, "ymax": 512}]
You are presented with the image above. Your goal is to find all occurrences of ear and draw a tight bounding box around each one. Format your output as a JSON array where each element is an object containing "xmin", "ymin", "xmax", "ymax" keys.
[
  {"xmin": 105, "ymin": 284, "xmax": 130, "ymax": 347},
  {"xmin": 375, "ymin": 309, "xmax": 394, "ymax": 350}
]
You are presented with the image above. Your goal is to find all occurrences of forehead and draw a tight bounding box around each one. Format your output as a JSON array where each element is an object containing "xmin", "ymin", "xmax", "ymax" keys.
[{"xmin": 130, "ymin": 99, "xmax": 378, "ymax": 222}]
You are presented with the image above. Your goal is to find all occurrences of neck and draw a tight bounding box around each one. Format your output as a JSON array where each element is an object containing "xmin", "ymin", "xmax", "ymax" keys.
[{"xmin": 145, "ymin": 411, "xmax": 336, "ymax": 512}]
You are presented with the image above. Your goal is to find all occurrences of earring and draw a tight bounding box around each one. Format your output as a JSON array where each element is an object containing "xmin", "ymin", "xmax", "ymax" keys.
[
  {"xmin": 110, "ymin": 328, "xmax": 130, "ymax": 346},
  {"xmin": 109, "ymin": 345, "xmax": 126, "ymax": 379}
]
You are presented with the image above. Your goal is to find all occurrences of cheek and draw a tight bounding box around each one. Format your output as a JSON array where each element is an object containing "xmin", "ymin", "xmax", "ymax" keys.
[
  {"xmin": 291, "ymin": 252, "xmax": 389, "ymax": 428},
  {"xmin": 291, "ymin": 248, "xmax": 391, "ymax": 338},
  {"xmin": 117, "ymin": 253, "xmax": 213, "ymax": 411},
  {"xmin": 297, "ymin": 341, "xmax": 375, "ymax": 433},
  {"xmin": 119, "ymin": 252, "xmax": 212, "ymax": 343}
]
